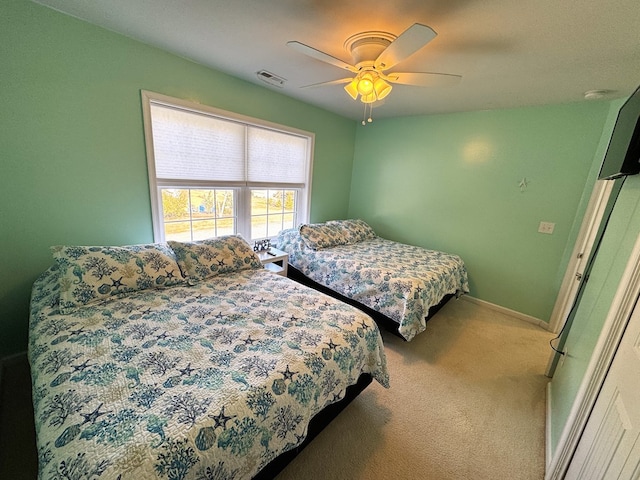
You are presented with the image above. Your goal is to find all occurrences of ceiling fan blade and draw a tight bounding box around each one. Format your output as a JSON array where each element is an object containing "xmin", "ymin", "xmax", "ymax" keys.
[
  {"xmin": 375, "ymin": 23, "xmax": 437, "ymax": 70},
  {"xmin": 388, "ymin": 72, "xmax": 462, "ymax": 87},
  {"xmin": 287, "ymin": 41, "xmax": 358, "ymax": 73},
  {"xmin": 300, "ymin": 77, "xmax": 353, "ymax": 88}
]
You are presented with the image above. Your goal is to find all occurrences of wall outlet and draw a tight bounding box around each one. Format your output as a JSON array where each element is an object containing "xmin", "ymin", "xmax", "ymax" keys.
[{"xmin": 538, "ymin": 221, "xmax": 555, "ymax": 234}]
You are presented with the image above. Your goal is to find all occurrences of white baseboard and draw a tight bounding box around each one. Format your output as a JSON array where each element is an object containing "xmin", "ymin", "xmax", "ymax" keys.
[{"xmin": 460, "ymin": 295, "xmax": 551, "ymax": 330}]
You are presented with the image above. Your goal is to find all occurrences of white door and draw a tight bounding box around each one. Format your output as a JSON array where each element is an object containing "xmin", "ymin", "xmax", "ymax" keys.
[{"xmin": 564, "ymin": 296, "xmax": 640, "ymax": 479}]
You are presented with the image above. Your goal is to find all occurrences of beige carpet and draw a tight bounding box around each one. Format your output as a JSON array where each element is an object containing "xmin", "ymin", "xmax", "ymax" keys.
[{"xmin": 276, "ymin": 297, "xmax": 554, "ymax": 480}]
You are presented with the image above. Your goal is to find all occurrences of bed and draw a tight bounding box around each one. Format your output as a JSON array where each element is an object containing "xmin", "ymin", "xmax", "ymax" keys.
[
  {"xmin": 28, "ymin": 236, "xmax": 389, "ymax": 480},
  {"xmin": 273, "ymin": 219, "xmax": 470, "ymax": 341}
]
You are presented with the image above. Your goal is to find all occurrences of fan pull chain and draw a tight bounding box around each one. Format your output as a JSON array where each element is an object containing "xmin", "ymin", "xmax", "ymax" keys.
[{"xmin": 361, "ymin": 102, "xmax": 374, "ymax": 126}]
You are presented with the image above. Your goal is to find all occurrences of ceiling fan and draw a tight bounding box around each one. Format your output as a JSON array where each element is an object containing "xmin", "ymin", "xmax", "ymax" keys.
[{"xmin": 287, "ymin": 23, "xmax": 461, "ymax": 112}]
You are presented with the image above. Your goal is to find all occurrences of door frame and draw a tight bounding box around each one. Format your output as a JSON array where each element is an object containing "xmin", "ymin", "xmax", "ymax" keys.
[
  {"xmin": 548, "ymin": 179, "xmax": 614, "ymax": 334},
  {"xmin": 545, "ymin": 232, "xmax": 640, "ymax": 479}
]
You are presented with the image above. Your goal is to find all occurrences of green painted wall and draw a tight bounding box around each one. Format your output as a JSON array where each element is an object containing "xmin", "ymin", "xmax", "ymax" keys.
[
  {"xmin": 0, "ymin": 0, "xmax": 356, "ymax": 357},
  {"xmin": 348, "ymin": 103, "xmax": 612, "ymax": 321}
]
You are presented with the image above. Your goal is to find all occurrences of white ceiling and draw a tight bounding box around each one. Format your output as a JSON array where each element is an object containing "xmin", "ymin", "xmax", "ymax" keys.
[{"xmin": 34, "ymin": 0, "xmax": 640, "ymax": 120}]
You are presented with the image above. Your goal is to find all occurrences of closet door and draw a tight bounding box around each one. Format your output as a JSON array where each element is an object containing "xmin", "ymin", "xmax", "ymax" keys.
[{"xmin": 565, "ymin": 298, "xmax": 640, "ymax": 479}]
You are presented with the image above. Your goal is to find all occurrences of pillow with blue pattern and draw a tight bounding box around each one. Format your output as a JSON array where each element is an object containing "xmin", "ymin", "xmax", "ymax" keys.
[
  {"xmin": 51, "ymin": 243, "xmax": 186, "ymax": 313},
  {"xmin": 168, "ymin": 235, "xmax": 263, "ymax": 283},
  {"xmin": 299, "ymin": 219, "xmax": 376, "ymax": 250},
  {"xmin": 328, "ymin": 219, "xmax": 376, "ymax": 244},
  {"xmin": 299, "ymin": 222, "xmax": 347, "ymax": 250}
]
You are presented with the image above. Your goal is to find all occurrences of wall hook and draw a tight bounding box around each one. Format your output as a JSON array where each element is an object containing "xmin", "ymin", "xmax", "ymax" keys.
[{"xmin": 519, "ymin": 177, "xmax": 528, "ymax": 192}]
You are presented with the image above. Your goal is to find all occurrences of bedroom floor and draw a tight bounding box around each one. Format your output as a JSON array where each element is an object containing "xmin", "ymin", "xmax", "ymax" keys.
[
  {"xmin": 276, "ymin": 297, "xmax": 554, "ymax": 480},
  {"xmin": 0, "ymin": 297, "xmax": 553, "ymax": 480}
]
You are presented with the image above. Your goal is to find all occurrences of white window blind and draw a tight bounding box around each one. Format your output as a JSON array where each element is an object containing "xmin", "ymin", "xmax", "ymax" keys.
[
  {"xmin": 247, "ymin": 127, "xmax": 307, "ymax": 186},
  {"xmin": 150, "ymin": 104, "xmax": 246, "ymax": 182},
  {"xmin": 150, "ymin": 103, "xmax": 308, "ymax": 186}
]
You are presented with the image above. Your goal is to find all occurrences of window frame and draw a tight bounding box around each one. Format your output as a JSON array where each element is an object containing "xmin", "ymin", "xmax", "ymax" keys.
[{"xmin": 141, "ymin": 90, "xmax": 314, "ymax": 242}]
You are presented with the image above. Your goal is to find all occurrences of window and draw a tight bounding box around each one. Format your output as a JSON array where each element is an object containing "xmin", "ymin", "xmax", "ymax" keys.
[
  {"xmin": 141, "ymin": 91, "xmax": 313, "ymax": 242},
  {"xmin": 161, "ymin": 188, "xmax": 236, "ymax": 241}
]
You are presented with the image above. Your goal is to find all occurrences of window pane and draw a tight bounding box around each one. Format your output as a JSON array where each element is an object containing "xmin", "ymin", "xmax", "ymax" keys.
[
  {"xmin": 283, "ymin": 213, "xmax": 295, "ymax": 230},
  {"xmin": 252, "ymin": 216, "xmax": 267, "ymax": 240},
  {"xmin": 215, "ymin": 190, "xmax": 234, "ymax": 217},
  {"xmin": 251, "ymin": 190, "xmax": 268, "ymax": 215},
  {"xmin": 283, "ymin": 191, "xmax": 296, "ymax": 213},
  {"xmin": 192, "ymin": 219, "xmax": 216, "ymax": 241},
  {"xmin": 162, "ymin": 189, "xmax": 190, "ymax": 222},
  {"xmin": 217, "ymin": 218, "xmax": 235, "ymax": 237},
  {"xmin": 267, "ymin": 214, "xmax": 284, "ymax": 237},
  {"xmin": 164, "ymin": 221, "xmax": 192, "ymax": 242},
  {"xmin": 190, "ymin": 190, "xmax": 216, "ymax": 219},
  {"xmin": 267, "ymin": 189, "xmax": 283, "ymax": 212}
]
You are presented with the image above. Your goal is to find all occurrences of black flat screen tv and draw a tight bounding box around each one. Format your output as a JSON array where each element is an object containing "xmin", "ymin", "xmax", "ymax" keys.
[{"xmin": 598, "ymin": 85, "xmax": 640, "ymax": 180}]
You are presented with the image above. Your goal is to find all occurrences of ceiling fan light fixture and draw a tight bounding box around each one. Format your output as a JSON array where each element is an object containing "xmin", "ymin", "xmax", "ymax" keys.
[
  {"xmin": 344, "ymin": 78, "xmax": 359, "ymax": 100},
  {"xmin": 373, "ymin": 77, "xmax": 392, "ymax": 100},
  {"xmin": 360, "ymin": 93, "xmax": 377, "ymax": 104},
  {"xmin": 356, "ymin": 72, "xmax": 375, "ymax": 96}
]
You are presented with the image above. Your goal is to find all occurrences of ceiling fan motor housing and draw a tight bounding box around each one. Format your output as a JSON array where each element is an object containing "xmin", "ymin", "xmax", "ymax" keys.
[{"xmin": 344, "ymin": 31, "xmax": 395, "ymax": 68}]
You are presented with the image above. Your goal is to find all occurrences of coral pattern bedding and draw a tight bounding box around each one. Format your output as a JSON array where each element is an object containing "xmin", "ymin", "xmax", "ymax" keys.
[
  {"xmin": 274, "ymin": 220, "xmax": 470, "ymax": 341},
  {"xmin": 28, "ymin": 238, "xmax": 389, "ymax": 480}
]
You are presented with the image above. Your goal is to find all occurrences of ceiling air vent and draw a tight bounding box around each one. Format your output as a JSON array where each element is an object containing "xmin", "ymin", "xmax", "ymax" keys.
[{"xmin": 256, "ymin": 70, "xmax": 286, "ymax": 88}]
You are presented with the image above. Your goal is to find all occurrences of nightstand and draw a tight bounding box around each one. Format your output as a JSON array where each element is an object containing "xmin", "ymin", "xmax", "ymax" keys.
[{"xmin": 257, "ymin": 247, "xmax": 288, "ymax": 277}]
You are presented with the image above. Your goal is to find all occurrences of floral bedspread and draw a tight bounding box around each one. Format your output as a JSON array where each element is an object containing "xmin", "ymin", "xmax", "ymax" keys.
[
  {"xmin": 274, "ymin": 229, "xmax": 469, "ymax": 341},
  {"xmin": 28, "ymin": 267, "xmax": 389, "ymax": 480}
]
